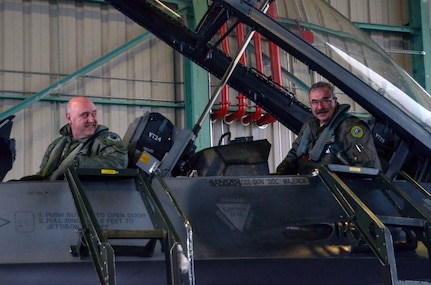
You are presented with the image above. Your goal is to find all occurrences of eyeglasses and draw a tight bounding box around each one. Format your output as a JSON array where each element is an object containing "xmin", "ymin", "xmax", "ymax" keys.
[{"xmin": 310, "ymin": 98, "xmax": 333, "ymax": 107}]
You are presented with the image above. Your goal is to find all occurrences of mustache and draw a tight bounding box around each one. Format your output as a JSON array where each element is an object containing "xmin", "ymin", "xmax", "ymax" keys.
[
  {"xmin": 315, "ymin": 109, "xmax": 329, "ymax": 115},
  {"xmin": 85, "ymin": 123, "xmax": 97, "ymax": 127}
]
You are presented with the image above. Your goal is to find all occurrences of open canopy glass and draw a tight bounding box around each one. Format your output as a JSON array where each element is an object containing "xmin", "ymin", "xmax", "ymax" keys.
[{"xmin": 278, "ymin": 0, "xmax": 431, "ymax": 131}]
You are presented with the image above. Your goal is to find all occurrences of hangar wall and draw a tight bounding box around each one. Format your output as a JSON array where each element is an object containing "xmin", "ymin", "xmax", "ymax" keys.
[{"xmin": 0, "ymin": 0, "xmax": 418, "ymax": 179}]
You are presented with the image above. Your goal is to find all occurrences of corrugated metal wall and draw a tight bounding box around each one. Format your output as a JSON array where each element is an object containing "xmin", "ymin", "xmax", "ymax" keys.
[
  {"xmin": 328, "ymin": 0, "xmax": 410, "ymax": 68},
  {"xmin": 0, "ymin": 0, "xmax": 413, "ymax": 179}
]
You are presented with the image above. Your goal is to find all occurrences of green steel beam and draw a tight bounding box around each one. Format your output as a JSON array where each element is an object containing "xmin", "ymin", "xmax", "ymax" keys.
[
  {"xmin": 353, "ymin": 22, "xmax": 418, "ymax": 34},
  {"xmin": 409, "ymin": 0, "xmax": 431, "ymax": 91},
  {"xmin": 0, "ymin": 32, "xmax": 153, "ymax": 122},
  {"xmin": 0, "ymin": 94, "xmax": 183, "ymax": 108},
  {"xmin": 183, "ymin": 0, "xmax": 211, "ymax": 151},
  {"xmin": 280, "ymin": 18, "xmax": 418, "ymax": 41}
]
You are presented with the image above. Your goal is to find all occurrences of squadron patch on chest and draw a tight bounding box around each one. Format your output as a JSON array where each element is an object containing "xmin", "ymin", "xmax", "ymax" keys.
[
  {"xmin": 350, "ymin": 126, "xmax": 364, "ymax": 138},
  {"xmin": 108, "ymin": 133, "xmax": 121, "ymax": 141}
]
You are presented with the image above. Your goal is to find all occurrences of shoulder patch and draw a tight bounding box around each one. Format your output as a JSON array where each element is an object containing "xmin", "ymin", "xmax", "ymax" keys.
[
  {"xmin": 350, "ymin": 126, "xmax": 364, "ymax": 138},
  {"xmin": 107, "ymin": 133, "xmax": 121, "ymax": 141}
]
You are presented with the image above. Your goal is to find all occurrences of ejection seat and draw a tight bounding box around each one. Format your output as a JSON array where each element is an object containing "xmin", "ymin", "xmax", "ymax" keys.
[{"xmin": 123, "ymin": 111, "xmax": 176, "ymax": 171}]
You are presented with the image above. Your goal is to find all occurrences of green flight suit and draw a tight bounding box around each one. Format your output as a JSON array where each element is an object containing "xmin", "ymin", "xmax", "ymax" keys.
[
  {"xmin": 34, "ymin": 124, "xmax": 128, "ymax": 180},
  {"xmin": 276, "ymin": 104, "xmax": 381, "ymax": 175}
]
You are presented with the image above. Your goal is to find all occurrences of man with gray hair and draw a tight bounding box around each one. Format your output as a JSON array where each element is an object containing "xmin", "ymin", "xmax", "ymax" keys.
[{"xmin": 276, "ymin": 81, "xmax": 381, "ymax": 175}]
